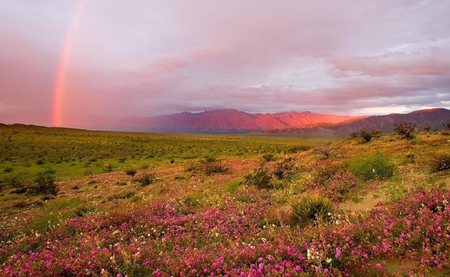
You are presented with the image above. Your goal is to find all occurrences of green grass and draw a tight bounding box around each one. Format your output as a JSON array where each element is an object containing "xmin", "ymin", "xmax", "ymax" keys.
[{"xmin": 0, "ymin": 125, "xmax": 318, "ymax": 185}]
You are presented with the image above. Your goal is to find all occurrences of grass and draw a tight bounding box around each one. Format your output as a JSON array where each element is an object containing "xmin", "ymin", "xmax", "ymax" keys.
[{"xmin": 1, "ymin": 126, "xmax": 450, "ymax": 276}]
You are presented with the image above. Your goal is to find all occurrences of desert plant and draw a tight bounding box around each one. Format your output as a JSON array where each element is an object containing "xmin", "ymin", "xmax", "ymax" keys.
[
  {"xmin": 125, "ymin": 168, "xmax": 137, "ymax": 176},
  {"xmin": 314, "ymin": 147, "xmax": 334, "ymax": 159},
  {"xmin": 393, "ymin": 121, "xmax": 417, "ymax": 139},
  {"xmin": 244, "ymin": 167, "xmax": 272, "ymax": 189},
  {"xmin": 272, "ymin": 157, "xmax": 295, "ymax": 180},
  {"xmin": 430, "ymin": 153, "xmax": 450, "ymax": 173},
  {"xmin": 262, "ymin": 153, "xmax": 276, "ymax": 162},
  {"xmin": 309, "ymin": 172, "xmax": 359, "ymax": 202},
  {"xmin": 202, "ymin": 157, "xmax": 228, "ymax": 175},
  {"xmin": 28, "ymin": 171, "xmax": 59, "ymax": 196},
  {"xmin": 348, "ymin": 151, "xmax": 394, "ymax": 180},
  {"xmin": 313, "ymin": 160, "xmax": 343, "ymax": 181},
  {"xmin": 360, "ymin": 131, "xmax": 373, "ymax": 142},
  {"xmin": 290, "ymin": 196, "xmax": 333, "ymax": 227},
  {"xmin": 132, "ymin": 173, "xmax": 155, "ymax": 186}
]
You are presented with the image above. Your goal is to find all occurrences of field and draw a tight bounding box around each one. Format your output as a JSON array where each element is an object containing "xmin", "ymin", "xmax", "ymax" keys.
[{"xmin": 1, "ymin": 124, "xmax": 450, "ymax": 276}]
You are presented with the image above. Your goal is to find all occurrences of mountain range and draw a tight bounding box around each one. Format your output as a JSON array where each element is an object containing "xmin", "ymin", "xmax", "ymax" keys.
[
  {"xmin": 3, "ymin": 108, "xmax": 450, "ymax": 136},
  {"xmin": 134, "ymin": 109, "xmax": 360, "ymax": 133},
  {"xmin": 90, "ymin": 107, "xmax": 450, "ymax": 135}
]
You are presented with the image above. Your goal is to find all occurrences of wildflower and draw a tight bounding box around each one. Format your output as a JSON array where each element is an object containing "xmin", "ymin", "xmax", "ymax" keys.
[
  {"xmin": 376, "ymin": 263, "xmax": 382, "ymax": 271},
  {"xmin": 335, "ymin": 247, "xmax": 341, "ymax": 259}
]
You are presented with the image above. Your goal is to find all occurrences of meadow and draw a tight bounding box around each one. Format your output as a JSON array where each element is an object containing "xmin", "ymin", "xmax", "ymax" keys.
[{"xmin": 1, "ymin": 124, "xmax": 450, "ymax": 276}]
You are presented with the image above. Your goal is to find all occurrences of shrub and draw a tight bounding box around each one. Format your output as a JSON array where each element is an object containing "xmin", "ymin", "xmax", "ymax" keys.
[
  {"xmin": 202, "ymin": 157, "xmax": 228, "ymax": 175},
  {"xmin": 262, "ymin": 153, "xmax": 276, "ymax": 162},
  {"xmin": 312, "ymin": 160, "xmax": 343, "ymax": 181},
  {"xmin": 360, "ymin": 131, "xmax": 373, "ymax": 142},
  {"xmin": 290, "ymin": 196, "xmax": 333, "ymax": 227},
  {"xmin": 132, "ymin": 173, "xmax": 155, "ymax": 186},
  {"xmin": 348, "ymin": 151, "xmax": 394, "ymax": 180},
  {"xmin": 430, "ymin": 153, "xmax": 450, "ymax": 173},
  {"xmin": 314, "ymin": 147, "xmax": 334, "ymax": 159},
  {"xmin": 125, "ymin": 168, "xmax": 137, "ymax": 176},
  {"xmin": 243, "ymin": 167, "xmax": 272, "ymax": 189},
  {"xmin": 393, "ymin": 121, "xmax": 417, "ymax": 139},
  {"xmin": 309, "ymin": 172, "xmax": 359, "ymax": 202},
  {"xmin": 28, "ymin": 172, "xmax": 59, "ymax": 196},
  {"xmin": 272, "ymin": 157, "xmax": 295, "ymax": 180}
]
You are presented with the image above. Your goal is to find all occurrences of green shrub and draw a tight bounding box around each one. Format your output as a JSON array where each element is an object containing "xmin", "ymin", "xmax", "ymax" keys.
[
  {"xmin": 243, "ymin": 167, "xmax": 272, "ymax": 189},
  {"xmin": 28, "ymin": 172, "xmax": 59, "ymax": 196},
  {"xmin": 290, "ymin": 196, "xmax": 333, "ymax": 227},
  {"xmin": 348, "ymin": 151, "xmax": 394, "ymax": 180}
]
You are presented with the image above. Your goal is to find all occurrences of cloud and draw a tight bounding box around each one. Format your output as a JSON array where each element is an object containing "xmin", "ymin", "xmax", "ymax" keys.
[
  {"xmin": 1, "ymin": 1, "xmax": 450, "ymax": 127},
  {"xmin": 330, "ymin": 48, "xmax": 450, "ymax": 77}
]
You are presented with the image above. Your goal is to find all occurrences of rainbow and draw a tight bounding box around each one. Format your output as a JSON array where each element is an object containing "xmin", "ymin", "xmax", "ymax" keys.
[{"xmin": 52, "ymin": 0, "xmax": 87, "ymax": 127}]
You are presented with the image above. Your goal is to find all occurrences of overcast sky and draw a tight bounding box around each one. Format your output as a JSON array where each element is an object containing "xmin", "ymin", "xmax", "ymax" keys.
[{"xmin": 1, "ymin": 0, "xmax": 450, "ymax": 127}]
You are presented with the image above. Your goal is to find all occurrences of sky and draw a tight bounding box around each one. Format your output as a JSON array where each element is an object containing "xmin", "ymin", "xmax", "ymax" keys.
[{"xmin": 1, "ymin": 0, "xmax": 450, "ymax": 128}]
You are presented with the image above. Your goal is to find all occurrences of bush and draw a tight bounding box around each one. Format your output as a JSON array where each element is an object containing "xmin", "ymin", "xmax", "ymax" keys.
[
  {"xmin": 125, "ymin": 168, "xmax": 137, "ymax": 176},
  {"xmin": 430, "ymin": 153, "xmax": 450, "ymax": 173},
  {"xmin": 132, "ymin": 173, "xmax": 155, "ymax": 186},
  {"xmin": 360, "ymin": 131, "xmax": 373, "ymax": 142},
  {"xmin": 312, "ymin": 160, "xmax": 343, "ymax": 181},
  {"xmin": 28, "ymin": 172, "xmax": 59, "ymax": 196},
  {"xmin": 290, "ymin": 196, "xmax": 333, "ymax": 227},
  {"xmin": 348, "ymin": 151, "xmax": 394, "ymax": 180},
  {"xmin": 393, "ymin": 121, "xmax": 417, "ymax": 139},
  {"xmin": 243, "ymin": 167, "xmax": 272, "ymax": 189},
  {"xmin": 202, "ymin": 157, "xmax": 228, "ymax": 175},
  {"xmin": 314, "ymin": 147, "xmax": 334, "ymax": 159},
  {"xmin": 272, "ymin": 157, "xmax": 295, "ymax": 180},
  {"xmin": 262, "ymin": 153, "xmax": 276, "ymax": 162},
  {"xmin": 309, "ymin": 172, "xmax": 358, "ymax": 202}
]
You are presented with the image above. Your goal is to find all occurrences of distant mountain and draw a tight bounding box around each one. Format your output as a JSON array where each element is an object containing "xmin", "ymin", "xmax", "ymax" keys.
[
  {"xmin": 267, "ymin": 108, "xmax": 450, "ymax": 137},
  {"xmin": 133, "ymin": 109, "xmax": 360, "ymax": 133}
]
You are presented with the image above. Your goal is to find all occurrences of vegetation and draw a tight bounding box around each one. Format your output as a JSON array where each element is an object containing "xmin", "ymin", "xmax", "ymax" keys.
[
  {"xmin": 393, "ymin": 121, "xmax": 417, "ymax": 139},
  {"xmin": 290, "ymin": 195, "xmax": 333, "ymax": 227},
  {"xmin": 348, "ymin": 151, "xmax": 394, "ymax": 180},
  {"xmin": 1, "ymin": 124, "xmax": 450, "ymax": 276}
]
